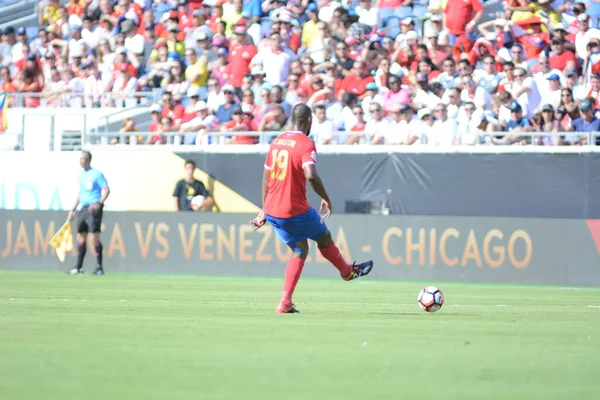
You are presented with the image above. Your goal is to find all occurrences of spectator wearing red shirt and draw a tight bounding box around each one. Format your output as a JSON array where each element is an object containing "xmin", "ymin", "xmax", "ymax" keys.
[
  {"xmin": 149, "ymin": 107, "xmax": 161, "ymax": 134},
  {"xmin": 66, "ymin": 0, "xmax": 85, "ymax": 17},
  {"xmin": 511, "ymin": 19, "xmax": 550, "ymax": 62},
  {"xmin": 0, "ymin": 67, "xmax": 15, "ymax": 94},
  {"xmin": 549, "ymin": 38, "xmax": 578, "ymax": 72},
  {"xmin": 298, "ymin": 55, "xmax": 316, "ymax": 96},
  {"xmin": 346, "ymin": 104, "xmax": 367, "ymax": 144},
  {"xmin": 221, "ymin": 107, "xmax": 255, "ymax": 144},
  {"xmin": 228, "ymin": 25, "xmax": 257, "ymax": 88},
  {"xmin": 444, "ymin": 0, "xmax": 484, "ymax": 44},
  {"xmin": 160, "ymin": 91, "xmax": 185, "ymax": 129},
  {"xmin": 339, "ymin": 61, "xmax": 375, "ymax": 101},
  {"xmin": 257, "ymin": 104, "xmax": 288, "ymax": 135}
]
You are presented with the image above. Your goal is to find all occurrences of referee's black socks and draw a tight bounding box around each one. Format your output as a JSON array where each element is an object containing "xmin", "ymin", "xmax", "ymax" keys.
[
  {"xmin": 94, "ymin": 241, "xmax": 103, "ymax": 268},
  {"xmin": 76, "ymin": 243, "xmax": 86, "ymax": 270}
]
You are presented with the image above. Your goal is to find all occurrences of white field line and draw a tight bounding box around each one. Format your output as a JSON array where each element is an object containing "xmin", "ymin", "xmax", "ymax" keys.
[{"xmin": 2, "ymin": 298, "xmax": 600, "ymax": 308}]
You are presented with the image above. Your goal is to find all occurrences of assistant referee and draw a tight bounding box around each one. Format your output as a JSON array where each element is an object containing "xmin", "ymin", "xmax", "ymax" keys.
[{"xmin": 67, "ymin": 151, "xmax": 110, "ymax": 275}]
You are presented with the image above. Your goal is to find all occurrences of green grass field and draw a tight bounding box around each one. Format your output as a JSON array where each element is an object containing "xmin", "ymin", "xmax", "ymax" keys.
[{"xmin": 0, "ymin": 270, "xmax": 599, "ymax": 400}]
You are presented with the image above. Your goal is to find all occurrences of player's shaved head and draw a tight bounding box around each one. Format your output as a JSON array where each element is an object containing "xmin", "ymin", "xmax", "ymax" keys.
[{"xmin": 291, "ymin": 103, "xmax": 312, "ymax": 136}]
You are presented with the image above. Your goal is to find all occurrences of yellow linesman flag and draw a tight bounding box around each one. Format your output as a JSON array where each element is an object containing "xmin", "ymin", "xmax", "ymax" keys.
[{"xmin": 49, "ymin": 221, "xmax": 74, "ymax": 263}]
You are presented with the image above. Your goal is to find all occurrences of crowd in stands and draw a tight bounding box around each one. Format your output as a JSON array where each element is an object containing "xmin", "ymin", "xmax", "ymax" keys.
[{"xmin": 2, "ymin": 0, "xmax": 600, "ymax": 145}]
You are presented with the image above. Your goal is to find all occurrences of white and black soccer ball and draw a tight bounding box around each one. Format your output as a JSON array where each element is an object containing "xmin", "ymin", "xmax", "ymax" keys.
[
  {"xmin": 417, "ymin": 286, "xmax": 444, "ymax": 313},
  {"xmin": 190, "ymin": 195, "xmax": 205, "ymax": 211}
]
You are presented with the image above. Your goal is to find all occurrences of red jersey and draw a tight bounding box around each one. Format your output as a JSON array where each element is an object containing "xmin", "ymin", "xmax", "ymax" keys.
[
  {"xmin": 263, "ymin": 131, "xmax": 317, "ymax": 218},
  {"xmin": 340, "ymin": 75, "xmax": 374, "ymax": 97},
  {"xmin": 444, "ymin": 0, "xmax": 484, "ymax": 35}
]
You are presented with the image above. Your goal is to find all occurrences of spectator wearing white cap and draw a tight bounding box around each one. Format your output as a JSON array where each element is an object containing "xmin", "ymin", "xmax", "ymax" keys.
[
  {"xmin": 215, "ymin": 84, "xmax": 240, "ymax": 124},
  {"xmin": 427, "ymin": 13, "xmax": 450, "ymax": 46},
  {"xmin": 183, "ymin": 86, "xmax": 202, "ymax": 118},
  {"xmin": 412, "ymin": 108, "xmax": 434, "ymax": 145},
  {"xmin": 179, "ymin": 100, "xmax": 220, "ymax": 145},
  {"xmin": 392, "ymin": 17, "xmax": 415, "ymax": 45},
  {"xmin": 317, "ymin": 0, "xmax": 343, "ymax": 24},
  {"xmin": 575, "ymin": 13, "xmax": 600, "ymax": 60}
]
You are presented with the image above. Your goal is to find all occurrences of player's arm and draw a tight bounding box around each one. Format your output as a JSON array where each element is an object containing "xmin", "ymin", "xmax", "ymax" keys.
[
  {"xmin": 303, "ymin": 164, "xmax": 332, "ymax": 219},
  {"xmin": 67, "ymin": 192, "xmax": 80, "ymax": 221},
  {"xmin": 91, "ymin": 174, "xmax": 110, "ymax": 212},
  {"xmin": 261, "ymin": 167, "xmax": 269, "ymax": 209},
  {"xmin": 250, "ymin": 156, "xmax": 271, "ymax": 230},
  {"xmin": 99, "ymin": 186, "xmax": 110, "ymax": 205},
  {"xmin": 200, "ymin": 185, "xmax": 215, "ymax": 212}
]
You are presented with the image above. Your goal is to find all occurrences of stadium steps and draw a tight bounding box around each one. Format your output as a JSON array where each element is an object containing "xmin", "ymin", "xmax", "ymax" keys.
[
  {"xmin": 93, "ymin": 108, "xmax": 153, "ymax": 143},
  {"xmin": 0, "ymin": 0, "xmax": 38, "ymax": 29}
]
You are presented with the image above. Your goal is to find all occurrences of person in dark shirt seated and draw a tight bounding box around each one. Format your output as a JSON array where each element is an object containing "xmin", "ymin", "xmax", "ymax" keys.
[{"xmin": 567, "ymin": 99, "xmax": 600, "ymax": 145}]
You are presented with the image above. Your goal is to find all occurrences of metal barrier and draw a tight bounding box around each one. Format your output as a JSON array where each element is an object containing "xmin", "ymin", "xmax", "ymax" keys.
[{"xmin": 7, "ymin": 91, "xmax": 160, "ymax": 109}]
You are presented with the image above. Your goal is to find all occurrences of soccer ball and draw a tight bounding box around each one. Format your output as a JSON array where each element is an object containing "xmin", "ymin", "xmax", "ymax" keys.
[
  {"xmin": 190, "ymin": 195, "xmax": 205, "ymax": 211},
  {"xmin": 417, "ymin": 286, "xmax": 444, "ymax": 312}
]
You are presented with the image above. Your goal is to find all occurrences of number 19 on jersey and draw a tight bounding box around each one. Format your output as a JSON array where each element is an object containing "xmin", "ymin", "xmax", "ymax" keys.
[{"xmin": 270, "ymin": 149, "xmax": 289, "ymax": 181}]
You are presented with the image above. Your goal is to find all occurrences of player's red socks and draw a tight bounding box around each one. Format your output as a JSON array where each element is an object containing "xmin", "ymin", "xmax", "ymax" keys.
[
  {"xmin": 319, "ymin": 244, "xmax": 352, "ymax": 278},
  {"xmin": 280, "ymin": 257, "xmax": 305, "ymax": 307}
]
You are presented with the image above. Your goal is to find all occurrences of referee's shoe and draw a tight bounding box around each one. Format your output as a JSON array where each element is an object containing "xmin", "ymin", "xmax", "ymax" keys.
[
  {"xmin": 93, "ymin": 265, "xmax": 104, "ymax": 275},
  {"xmin": 67, "ymin": 266, "xmax": 104, "ymax": 275},
  {"xmin": 68, "ymin": 267, "xmax": 84, "ymax": 275}
]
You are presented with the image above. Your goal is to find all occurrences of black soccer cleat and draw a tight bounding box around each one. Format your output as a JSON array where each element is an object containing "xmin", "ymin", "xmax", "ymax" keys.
[
  {"xmin": 276, "ymin": 303, "xmax": 300, "ymax": 314},
  {"xmin": 342, "ymin": 260, "xmax": 374, "ymax": 281},
  {"xmin": 93, "ymin": 266, "xmax": 104, "ymax": 275}
]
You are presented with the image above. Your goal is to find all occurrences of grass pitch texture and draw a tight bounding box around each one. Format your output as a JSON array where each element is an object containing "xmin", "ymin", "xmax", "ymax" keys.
[{"xmin": 0, "ymin": 270, "xmax": 598, "ymax": 400}]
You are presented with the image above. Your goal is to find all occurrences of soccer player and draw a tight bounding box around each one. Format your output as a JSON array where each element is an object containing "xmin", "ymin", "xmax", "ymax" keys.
[
  {"xmin": 250, "ymin": 103, "xmax": 373, "ymax": 314},
  {"xmin": 67, "ymin": 151, "xmax": 110, "ymax": 275}
]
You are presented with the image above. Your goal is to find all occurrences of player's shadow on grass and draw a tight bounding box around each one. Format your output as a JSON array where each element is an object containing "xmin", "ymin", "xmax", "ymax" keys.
[
  {"xmin": 369, "ymin": 312, "xmax": 476, "ymax": 317},
  {"xmin": 369, "ymin": 312, "xmax": 424, "ymax": 316}
]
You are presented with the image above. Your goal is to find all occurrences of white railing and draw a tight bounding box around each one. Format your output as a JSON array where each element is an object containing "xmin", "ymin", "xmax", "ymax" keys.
[
  {"xmin": 6, "ymin": 91, "xmax": 160, "ymax": 109},
  {"xmin": 75, "ymin": 130, "xmax": 600, "ymax": 153}
]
